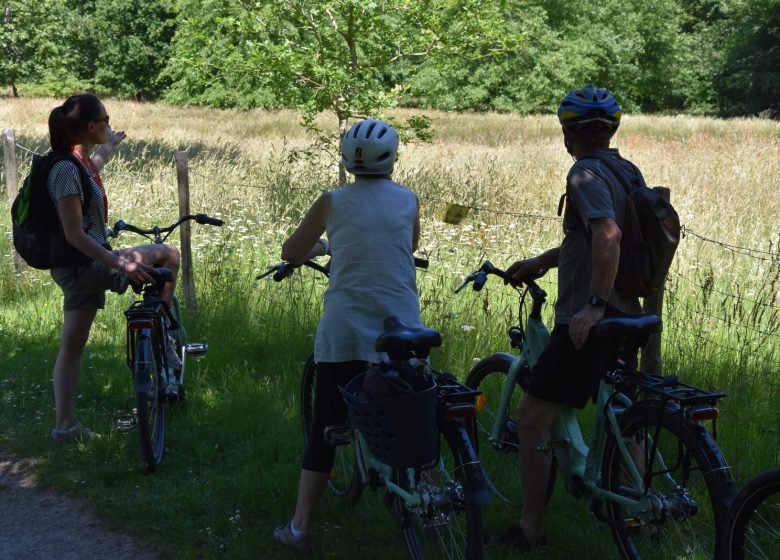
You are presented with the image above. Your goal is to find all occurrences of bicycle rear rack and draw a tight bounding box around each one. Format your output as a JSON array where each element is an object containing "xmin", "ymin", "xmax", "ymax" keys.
[{"xmin": 617, "ymin": 372, "xmax": 726, "ymax": 408}]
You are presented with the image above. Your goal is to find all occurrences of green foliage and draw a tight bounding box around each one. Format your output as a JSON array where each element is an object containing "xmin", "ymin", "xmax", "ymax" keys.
[
  {"xmin": 0, "ymin": 0, "xmax": 71, "ymax": 96},
  {"xmin": 715, "ymin": 0, "xmax": 780, "ymax": 117},
  {"xmin": 91, "ymin": 0, "xmax": 178, "ymax": 100},
  {"xmin": 3, "ymin": 1, "xmax": 778, "ymax": 118}
]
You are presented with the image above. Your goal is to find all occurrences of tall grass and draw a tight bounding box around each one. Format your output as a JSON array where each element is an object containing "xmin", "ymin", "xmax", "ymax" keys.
[{"xmin": 1, "ymin": 97, "xmax": 778, "ymax": 559}]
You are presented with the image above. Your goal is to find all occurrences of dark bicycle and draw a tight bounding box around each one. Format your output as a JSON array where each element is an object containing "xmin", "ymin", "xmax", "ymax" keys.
[{"xmin": 111, "ymin": 214, "xmax": 222, "ymax": 472}]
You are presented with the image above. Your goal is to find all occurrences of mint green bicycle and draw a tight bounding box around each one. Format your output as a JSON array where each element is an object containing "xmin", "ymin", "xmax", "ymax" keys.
[{"xmin": 458, "ymin": 260, "xmax": 735, "ymax": 559}]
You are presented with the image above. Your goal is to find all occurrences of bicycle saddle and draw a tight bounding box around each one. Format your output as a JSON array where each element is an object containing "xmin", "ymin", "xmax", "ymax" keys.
[
  {"xmin": 375, "ymin": 316, "xmax": 442, "ymax": 355},
  {"xmin": 129, "ymin": 266, "xmax": 175, "ymax": 294},
  {"xmin": 596, "ymin": 314, "xmax": 661, "ymax": 339}
]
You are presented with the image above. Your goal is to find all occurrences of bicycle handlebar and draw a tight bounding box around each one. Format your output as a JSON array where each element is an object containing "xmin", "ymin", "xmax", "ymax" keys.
[
  {"xmin": 257, "ymin": 256, "xmax": 429, "ymax": 282},
  {"xmin": 108, "ymin": 214, "xmax": 224, "ymax": 243},
  {"xmin": 455, "ymin": 260, "xmax": 547, "ymax": 300}
]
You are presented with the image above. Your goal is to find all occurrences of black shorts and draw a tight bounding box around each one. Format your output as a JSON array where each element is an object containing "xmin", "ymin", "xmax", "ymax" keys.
[
  {"xmin": 302, "ymin": 361, "xmax": 368, "ymax": 473},
  {"xmin": 527, "ymin": 325, "xmax": 636, "ymax": 409}
]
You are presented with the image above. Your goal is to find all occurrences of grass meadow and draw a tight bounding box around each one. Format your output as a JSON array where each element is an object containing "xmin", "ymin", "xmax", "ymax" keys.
[{"xmin": 1, "ymin": 97, "xmax": 779, "ymax": 559}]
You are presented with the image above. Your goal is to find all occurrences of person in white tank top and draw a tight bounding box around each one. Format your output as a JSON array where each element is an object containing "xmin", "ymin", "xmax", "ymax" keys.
[{"xmin": 273, "ymin": 120, "xmax": 422, "ymax": 552}]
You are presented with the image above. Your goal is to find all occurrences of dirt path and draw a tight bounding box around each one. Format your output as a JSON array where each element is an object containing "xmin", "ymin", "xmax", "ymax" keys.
[{"xmin": 0, "ymin": 449, "xmax": 159, "ymax": 560}]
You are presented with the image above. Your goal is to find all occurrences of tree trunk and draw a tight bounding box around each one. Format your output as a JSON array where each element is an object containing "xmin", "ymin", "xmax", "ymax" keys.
[{"xmin": 338, "ymin": 114, "xmax": 348, "ymax": 186}]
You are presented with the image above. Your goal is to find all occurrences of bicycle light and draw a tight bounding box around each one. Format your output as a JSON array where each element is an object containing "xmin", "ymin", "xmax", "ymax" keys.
[
  {"xmin": 689, "ymin": 407, "xmax": 720, "ymax": 421},
  {"xmin": 475, "ymin": 394, "xmax": 487, "ymax": 411}
]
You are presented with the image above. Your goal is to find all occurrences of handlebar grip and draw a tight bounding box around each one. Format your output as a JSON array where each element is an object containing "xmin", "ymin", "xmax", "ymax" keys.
[
  {"xmin": 194, "ymin": 214, "xmax": 224, "ymax": 226},
  {"xmin": 273, "ymin": 265, "xmax": 295, "ymax": 282},
  {"xmin": 414, "ymin": 257, "xmax": 429, "ymax": 269}
]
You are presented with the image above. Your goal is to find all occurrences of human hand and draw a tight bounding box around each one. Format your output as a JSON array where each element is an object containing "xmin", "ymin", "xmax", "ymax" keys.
[
  {"xmin": 106, "ymin": 126, "xmax": 127, "ymax": 148},
  {"xmin": 569, "ymin": 305, "xmax": 605, "ymax": 350},
  {"xmin": 505, "ymin": 256, "xmax": 542, "ymax": 285},
  {"xmin": 120, "ymin": 259, "xmax": 158, "ymax": 285}
]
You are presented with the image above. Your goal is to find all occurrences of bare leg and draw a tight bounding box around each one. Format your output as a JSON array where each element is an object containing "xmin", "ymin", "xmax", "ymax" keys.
[
  {"xmin": 291, "ymin": 469, "xmax": 331, "ymax": 532},
  {"xmin": 118, "ymin": 244, "xmax": 180, "ymax": 304},
  {"xmin": 53, "ymin": 307, "xmax": 98, "ymax": 430},
  {"xmin": 516, "ymin": 394, "xmax": 560, "ymax": 542}
]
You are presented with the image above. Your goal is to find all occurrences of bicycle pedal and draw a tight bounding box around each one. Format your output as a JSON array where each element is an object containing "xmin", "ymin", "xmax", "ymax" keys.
[
  {"xmin": 537, "ymin": 439, "xmax": 569, "ymax": 452},
  {"xmin": 184, "ymin": 342, "xmax": 208, "ymax": 357},
  {"xmin": 114, "ymin": 415, "xmax": 136, "ymax": 432}
]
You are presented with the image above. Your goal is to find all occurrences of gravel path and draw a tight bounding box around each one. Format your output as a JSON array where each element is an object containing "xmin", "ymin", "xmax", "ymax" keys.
[{"xmin": 0, "ymin": 449, "xmax": 159, "ymax": 560}]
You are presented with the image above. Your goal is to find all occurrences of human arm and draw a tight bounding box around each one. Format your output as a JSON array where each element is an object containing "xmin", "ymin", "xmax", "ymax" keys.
[
  {"xmin": 90, "ymin": 127, "xmax": 127, "ymax": 171},
  {"xmin": 568, "ymin": 217, "xmax": 621, "ymax": 349},
  {"xmin": 412, "ymin": 195, "xmax": 421, "ymax": 252},
  {"xmin": 57, "ymin": 196, "xmax": 157, "ymax": 284},
  {"xmin": 506, "ymin": 247, "xmax": 560, "ymax": 285},
  {"xmin": 281, "ymin": 192, "xmax": 331, "ymax": 264}
]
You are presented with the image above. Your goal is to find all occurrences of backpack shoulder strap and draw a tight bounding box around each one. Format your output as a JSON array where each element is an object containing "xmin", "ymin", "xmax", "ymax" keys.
[
  {"xmin": 580, "ymin": 152, "xmax": 646, "ymax": 195},
  {"xmin": 48, "ymin": 152, "xmax": 93, "ymax": 209}
]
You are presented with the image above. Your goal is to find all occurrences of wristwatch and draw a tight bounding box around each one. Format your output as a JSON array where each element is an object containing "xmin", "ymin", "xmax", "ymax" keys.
[{"xmin": 588, "ymin": 295, "xmax": 608, "ymax": 308}]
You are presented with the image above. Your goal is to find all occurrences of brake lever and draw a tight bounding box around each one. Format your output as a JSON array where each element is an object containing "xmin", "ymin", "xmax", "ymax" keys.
[
  {"xmin": 454, "ymin": 273, "xmax": 476, "ymax": 294},
  {"xmin": 256, "ymin": 263, "xmax": 285, "ymax": 280}
]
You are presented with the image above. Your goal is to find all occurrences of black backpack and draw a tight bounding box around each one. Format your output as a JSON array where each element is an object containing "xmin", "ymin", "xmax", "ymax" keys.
[
  {"xmin": 11, "ymin": 152, "xmax": 94, "ymax": 269},
  {"xmin": 566, "ymin": 152, "xmax": 681, "ymax": 298}
]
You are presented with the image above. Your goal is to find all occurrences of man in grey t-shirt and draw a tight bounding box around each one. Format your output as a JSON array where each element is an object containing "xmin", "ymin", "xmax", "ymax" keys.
[{"xmin": 494, "ymin": 85, "xmax": 643, "ymax": 550}]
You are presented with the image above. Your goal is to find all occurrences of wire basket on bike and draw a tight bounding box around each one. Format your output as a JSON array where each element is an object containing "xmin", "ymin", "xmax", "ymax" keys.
[{"xmin": 340, "ymin": 367, "xmax": 438, "ymax": 468}]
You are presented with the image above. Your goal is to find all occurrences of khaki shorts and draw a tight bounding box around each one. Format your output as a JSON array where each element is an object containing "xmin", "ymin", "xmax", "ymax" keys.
[{"xmin": 51, "ymin": 257, "xmax": 130, "ymax": 311}]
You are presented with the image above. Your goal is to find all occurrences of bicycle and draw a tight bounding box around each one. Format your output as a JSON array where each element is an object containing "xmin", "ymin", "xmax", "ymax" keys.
[
  {"xmin": 457, "ymin": 260, "xmax": 735, "ymax": 559},
  {"xmin": 111, "ymin": 214, "xmax": 222, "ymax": 472},
  {"xmin": 258, "ymin": 259, "xmax": 489, "ymax": 559},
  {"xmin": 726, "ymin": 467, "xmax": 780, "ymax": 559}
]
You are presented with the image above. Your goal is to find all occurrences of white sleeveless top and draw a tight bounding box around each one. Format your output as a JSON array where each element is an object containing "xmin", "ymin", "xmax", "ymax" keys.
[{"xmin": 314, "ymin": 178, "xmax": 422, "ymax": 364}]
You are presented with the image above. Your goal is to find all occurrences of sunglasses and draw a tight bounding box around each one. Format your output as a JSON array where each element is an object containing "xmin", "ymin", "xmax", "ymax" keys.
[{"xmin": 93, "ymin": 115, "xmax": 110, "ymax": 126}]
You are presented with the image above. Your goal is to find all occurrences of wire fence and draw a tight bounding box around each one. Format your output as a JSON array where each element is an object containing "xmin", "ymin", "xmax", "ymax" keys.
[{"xmin": 5, "ymin": 140, "xmax": 780, "ymax": 373}]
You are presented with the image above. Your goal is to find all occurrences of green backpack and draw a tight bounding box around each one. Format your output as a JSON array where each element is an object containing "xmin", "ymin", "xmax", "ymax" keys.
[{"xmin": 11, "ymin": 152, "xmax": 94, "ymax": 269}]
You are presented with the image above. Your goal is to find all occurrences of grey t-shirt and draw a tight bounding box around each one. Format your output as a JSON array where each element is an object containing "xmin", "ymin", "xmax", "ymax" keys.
[{"xmin": 555, "ymin": 148, "xmax": 643, "ymax": 324}]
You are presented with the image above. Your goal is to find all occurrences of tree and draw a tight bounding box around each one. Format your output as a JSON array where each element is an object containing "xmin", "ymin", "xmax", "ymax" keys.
[
  {"xmin": 716, "ymin": 0, "xmax": 780, "ymax": 117},
  {"xmin": 166, "ymin": 0, "xmax": 520, "ymax": 182},
  {"xmin": 0, "ymin": 0, "xmax": 68, "ymax": 97},
  {"xmin": 92, "ymin": 0, "xmax": 178, "ymax": 100}
]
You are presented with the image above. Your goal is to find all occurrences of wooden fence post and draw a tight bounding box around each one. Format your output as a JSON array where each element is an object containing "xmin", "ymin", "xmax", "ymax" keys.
[
  {"xmin": 640, "ymin": 186, "xmax": 671, "ymax": 375},
  {"xmin": 175, "ymin": 151, "xmax": 197, "ymax": 317},
  {"xmin": 3, "ymin": 128, "xmax": 25, "ymax": 272}
]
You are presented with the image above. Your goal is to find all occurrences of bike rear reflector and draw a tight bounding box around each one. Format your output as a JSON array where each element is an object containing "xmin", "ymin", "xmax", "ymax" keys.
[
  {"xmin": 689, "ymin": 407, "xmax": 719, "ymax": 421},
  {"xmin": 445, "ymin": 404, "xmax": 475, "ymax": 419},
  {"xmin": 476, "ymin": 394, "xmax": 486, "ymax": 411},
  {"xmin": 128, "ymin": 320, "xmax": 154, "ymax": 330}
]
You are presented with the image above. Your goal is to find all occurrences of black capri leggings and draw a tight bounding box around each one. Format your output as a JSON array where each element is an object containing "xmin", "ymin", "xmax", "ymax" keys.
[{"xmin": 302, "ymin": 360, "xmax": 368, "ymax": 473}]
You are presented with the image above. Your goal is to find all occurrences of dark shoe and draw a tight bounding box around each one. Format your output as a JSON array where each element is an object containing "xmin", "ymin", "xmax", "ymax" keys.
[{"xmin": 489, "ymin": 525, "xmax": 546, "ymax": 551}]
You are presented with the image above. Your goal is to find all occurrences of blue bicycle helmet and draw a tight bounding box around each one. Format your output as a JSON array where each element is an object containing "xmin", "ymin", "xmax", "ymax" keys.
[{"xmin": 558, "ymin": 84, "xmax": 622, "ymax": 137}]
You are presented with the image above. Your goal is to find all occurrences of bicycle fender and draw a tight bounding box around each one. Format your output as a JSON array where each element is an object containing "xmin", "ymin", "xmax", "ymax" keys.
[{"xmin": 443, "ymin": 421, "xmax": 492, "ymax": 507}]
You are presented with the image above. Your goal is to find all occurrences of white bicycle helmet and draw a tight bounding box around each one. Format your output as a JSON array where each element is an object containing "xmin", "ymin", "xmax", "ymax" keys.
[{"xmin": 340, "ymin": 119, "xmax": 399, "ymax": 176}]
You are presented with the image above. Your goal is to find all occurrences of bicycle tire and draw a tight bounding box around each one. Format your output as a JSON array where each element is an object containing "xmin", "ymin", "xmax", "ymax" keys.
[
  {"xmin": 727, "ymin": 467, "xmax": 780, "ymax": 560},
  {"xmin": 300, "ymin": 354, "xmax": 363, "ymax": 504},
  {"xmin": 134, "ymin": 332, "xmax": 166, "ymax": 473},
  {"xmin": 465, "ymin": 354, "xmax": 556, "ymax": 524},
  {"xmin": 167, "ymin": 294, "xmax": 186, "ymax": 403},
  {"xmin": 602, "ymin": 400, "xmax": 734, "ymax": 559},
  {"xmin": 391, "ymin": 423, "xmax": 484, "ymax": 560}
]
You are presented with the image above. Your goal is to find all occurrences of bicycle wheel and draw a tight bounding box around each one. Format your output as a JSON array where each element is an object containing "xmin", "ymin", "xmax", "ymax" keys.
[
  {"xmin": 391, "ymin": 424, "xmax": 483, "ymax": 559},
  {"xmin": 167, "ymin": 295, "xmax": 186, "ymax": 403},
  {"xmin": 134, "ymin": 332, "xmax": 166, "ymax": 472},
  {"xmin": 465, "ymin": 354, "xmax": 555, "ymax": 525},
  {"xmin": 728, "ymin": 467, "xmax": 780, "ymax": 560},
  {"xmin": 602, "ymin": 401, "xmax": 734, "ymax": 559},
  {"xmin": 300, "ymin": 355, "xmax": 362, "ymax": 504}
]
